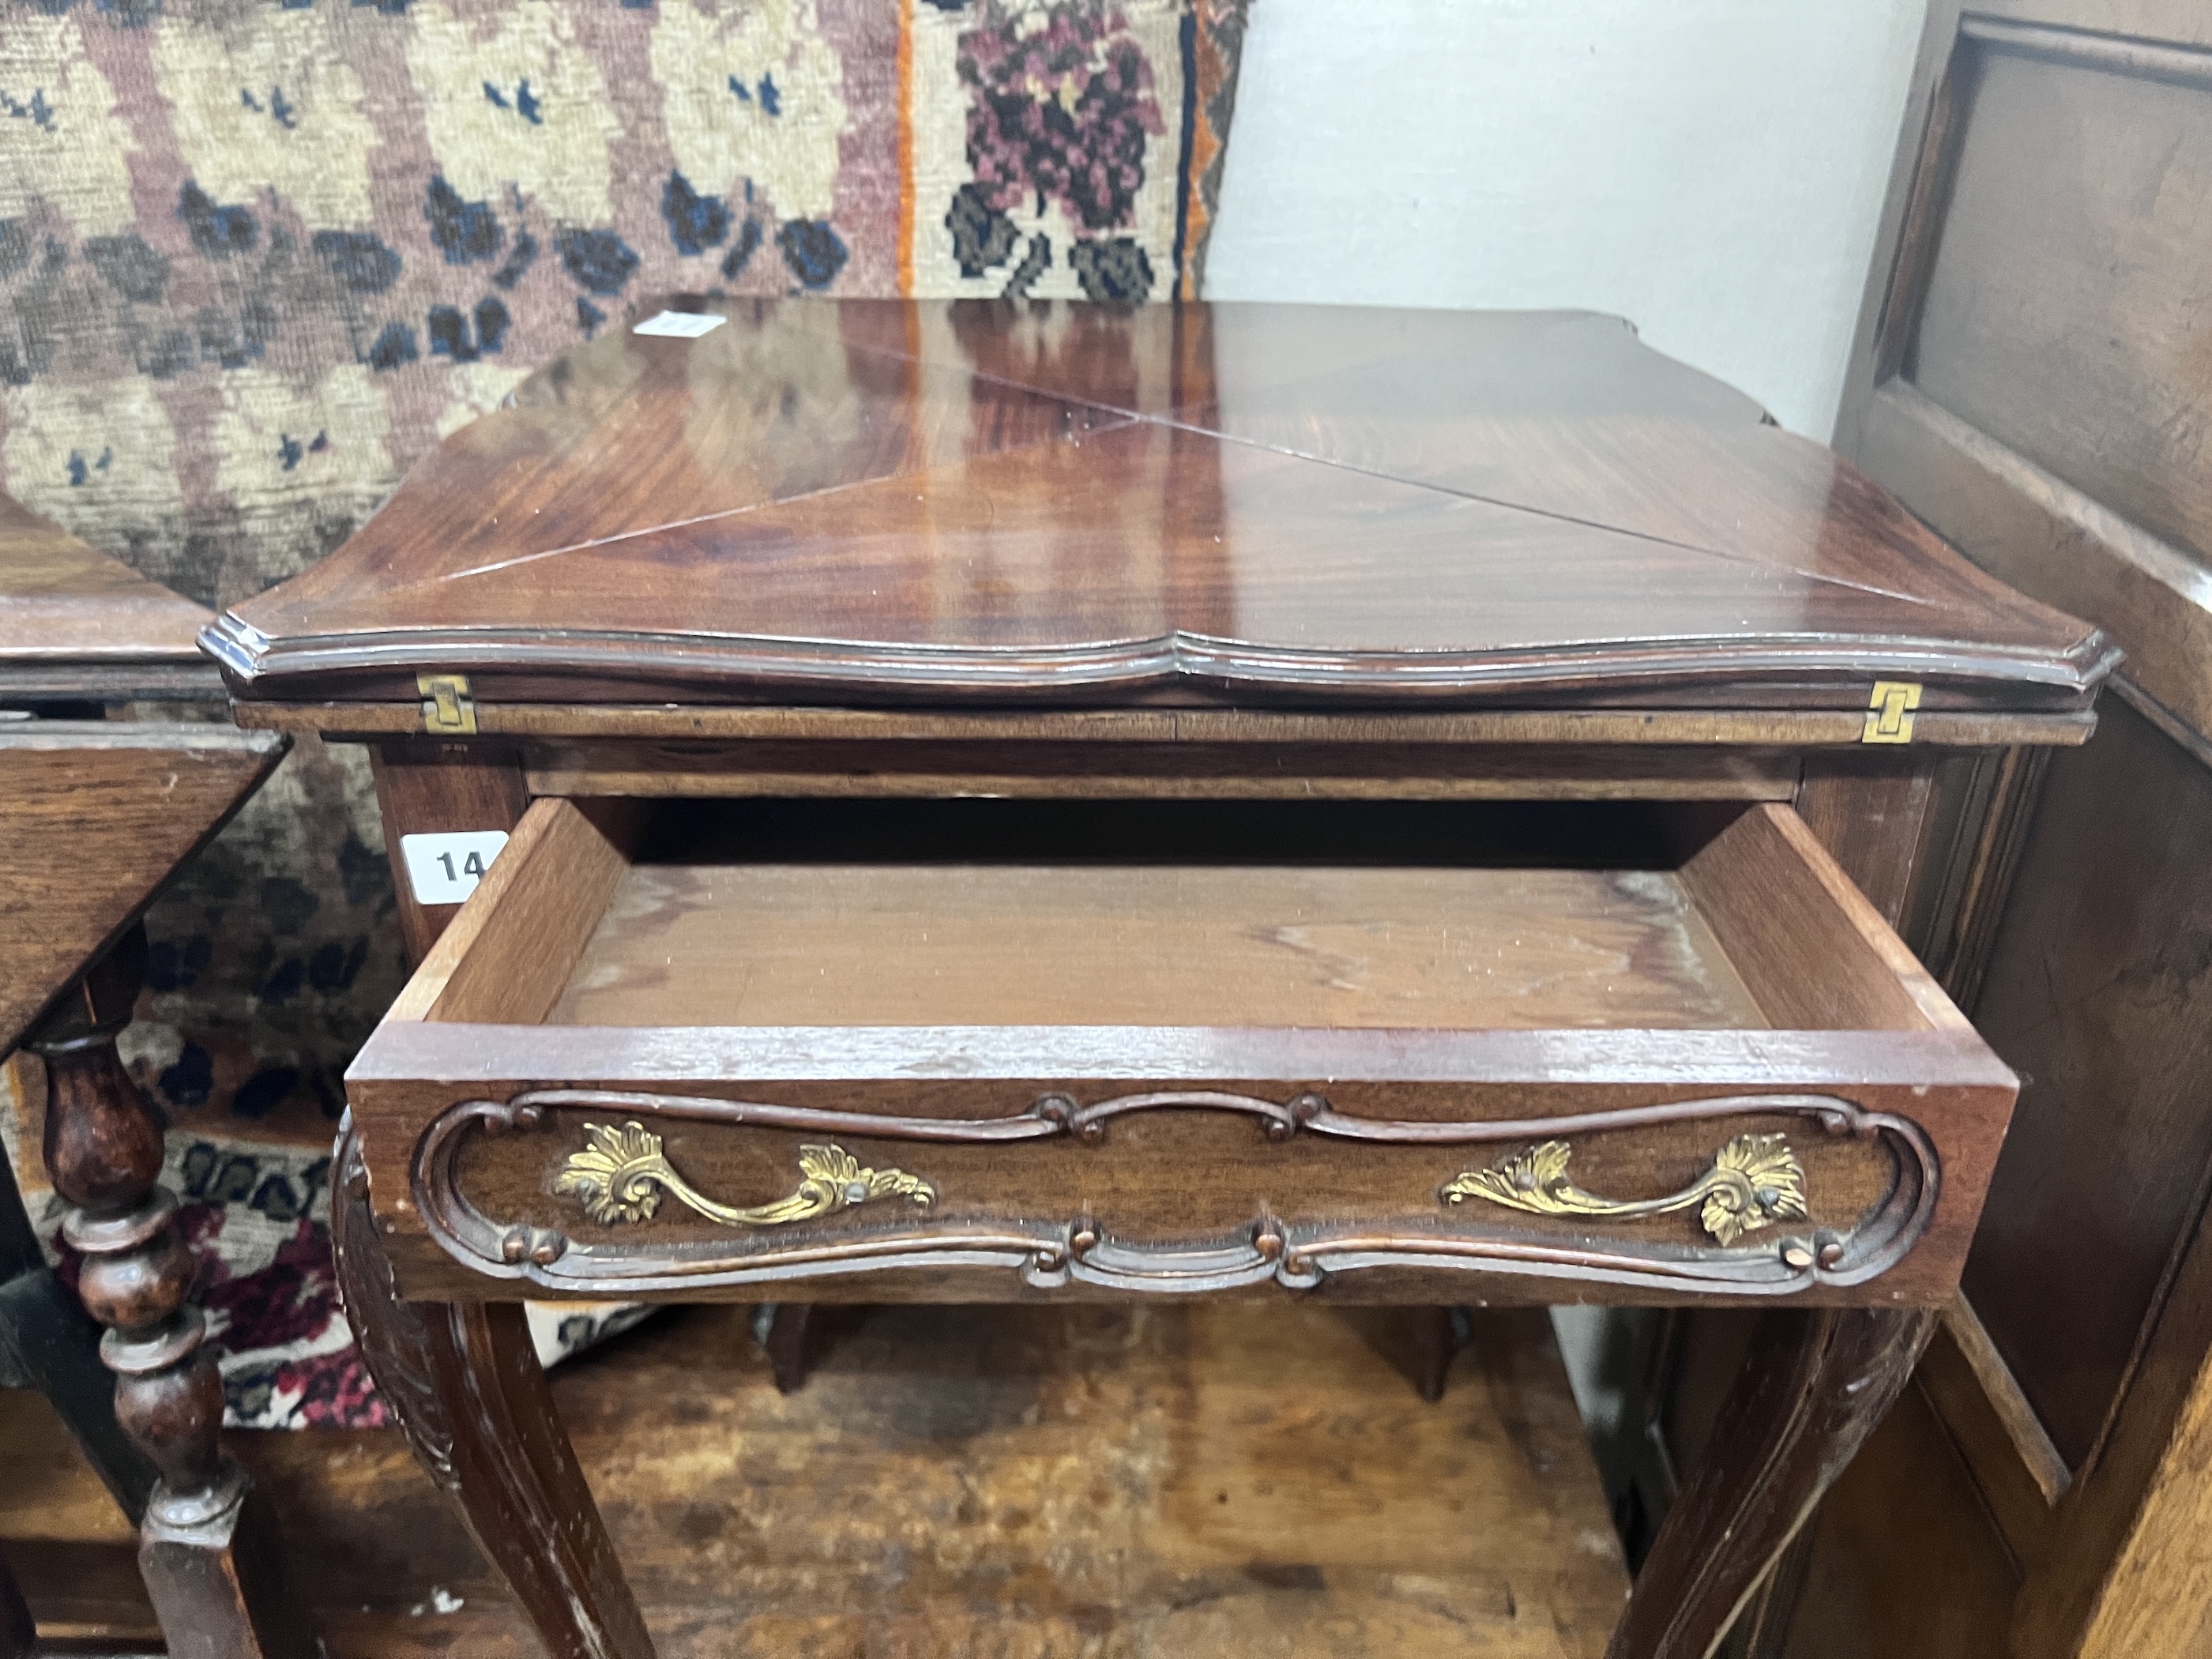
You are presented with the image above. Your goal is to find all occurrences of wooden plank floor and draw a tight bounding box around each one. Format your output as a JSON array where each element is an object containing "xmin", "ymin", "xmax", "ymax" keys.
[{"xmin": 2, "ymin": 1303, "xmax": 1629, "ymax": 1657}]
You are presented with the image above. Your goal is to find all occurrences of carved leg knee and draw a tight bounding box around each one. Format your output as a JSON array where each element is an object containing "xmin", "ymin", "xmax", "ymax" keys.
[{"xmin": 333, "ymin": 1127, "xmax": 655, "ymax": 1659}]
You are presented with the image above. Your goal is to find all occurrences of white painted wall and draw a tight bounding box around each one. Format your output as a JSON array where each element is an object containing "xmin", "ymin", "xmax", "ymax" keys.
[
  {"xmin": 1204, "ymin": 0, "xmax": 1926, "ymax": 438},
  {"xmin": 1206, "ymin": 0, "xmax": 1927, "ymax": 1447}
]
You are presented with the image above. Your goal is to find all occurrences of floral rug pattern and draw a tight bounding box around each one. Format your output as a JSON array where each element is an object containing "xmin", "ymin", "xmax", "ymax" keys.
[{"xmin": 0, "ymin": 0, "xmax": 1247, "ymax": 1429}]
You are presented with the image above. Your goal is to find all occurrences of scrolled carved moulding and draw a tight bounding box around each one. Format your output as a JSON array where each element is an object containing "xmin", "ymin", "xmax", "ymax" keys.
[{"xmin": 410, "ymin": 1088, "xmax": 1938, "ymax": 1298}]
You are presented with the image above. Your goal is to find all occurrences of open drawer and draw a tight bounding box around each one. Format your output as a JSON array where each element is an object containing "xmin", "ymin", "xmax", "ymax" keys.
[{"xmin": 346, "ymin": 796, "xmax": 2014, "ymax": 1306}]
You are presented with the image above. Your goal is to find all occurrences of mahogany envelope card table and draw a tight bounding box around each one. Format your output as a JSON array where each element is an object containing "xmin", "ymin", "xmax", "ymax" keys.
[{"xmin": 204, "ymin": 298, "xmax": 2116, "ymax": 1659}]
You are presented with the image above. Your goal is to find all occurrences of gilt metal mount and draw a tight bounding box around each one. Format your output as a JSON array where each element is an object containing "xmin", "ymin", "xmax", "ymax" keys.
[
  {"xmin": 1443, "ymin": 1134, "xmax": 1808, "ymax": 1247},
  {"xmin": 555, "ymin": 1122, "xmax": 935, "ymax": 1228}
]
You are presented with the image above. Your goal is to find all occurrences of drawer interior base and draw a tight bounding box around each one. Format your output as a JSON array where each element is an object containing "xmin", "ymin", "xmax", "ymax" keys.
[
  {"xmin": 555, "ymin": 861, "xmax": 1768, "ymax": 1030},
  {"xmin": 512, "ymin": 797, "xmax": 1928, "ymax": 1036}
]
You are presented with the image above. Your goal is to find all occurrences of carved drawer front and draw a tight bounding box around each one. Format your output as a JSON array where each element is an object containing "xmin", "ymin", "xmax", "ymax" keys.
[
  {"xmin": 408, "ymin": 1085, "xmax": 1940, "ymax": 1300},
  {"xmin": 347, "ymin": 797, "xmax": 2017, "ymax": 1307}
]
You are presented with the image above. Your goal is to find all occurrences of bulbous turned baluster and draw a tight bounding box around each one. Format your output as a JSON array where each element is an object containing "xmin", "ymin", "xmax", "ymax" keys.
[
  {"xmin": 28, "ymin": 924, "xmax": 313, "ymax": 1657},
  {"xmin": 67, "ymin": 1197, "xmax": 239, "ymax": 1525},
  {"xmin": 30, "ymin": 927, "xmax": 241, "ymax": 1531}
]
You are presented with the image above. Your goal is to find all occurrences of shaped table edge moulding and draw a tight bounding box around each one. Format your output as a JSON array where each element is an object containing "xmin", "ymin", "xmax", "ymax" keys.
[{"xmin": 214, "ymin": 296, "xmax": 2109, "ymax": 1659}]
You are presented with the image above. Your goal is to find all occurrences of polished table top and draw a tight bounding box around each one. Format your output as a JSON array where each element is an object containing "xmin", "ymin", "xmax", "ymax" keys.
[
  {"xmin": 2, "ymin": 493, "xmax": 218, "ymax": 699},
  {"xmin": 206, "ymin": 300, "xmax": 2112, "ymax": 714}
]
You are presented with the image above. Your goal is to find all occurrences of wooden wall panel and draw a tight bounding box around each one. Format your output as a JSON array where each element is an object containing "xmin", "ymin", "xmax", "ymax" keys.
[
  {"xmin": 1909, "ymin": 34, "xmax": 2212, "ymax": 570},
  {"xmin": 1853, "ymin": 382, "xmax": 2212, "ymax": 746},
  {"xmin": 1759, "ymin": 1380, "xmax": 2018, "ymax": 1659},
  {"xmin": 1962, "ymin": 696, "xmax": 2212, "ymax": 1470},
  {"xmin": 2018, "ymin": 1160, "xmax": 2212, "ymax": 1658}
]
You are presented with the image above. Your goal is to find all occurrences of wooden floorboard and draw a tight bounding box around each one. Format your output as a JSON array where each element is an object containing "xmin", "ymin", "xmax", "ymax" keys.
[{"xmin": 2, "ymin": 1303, "xmax": 1629, "ymax": 1657}]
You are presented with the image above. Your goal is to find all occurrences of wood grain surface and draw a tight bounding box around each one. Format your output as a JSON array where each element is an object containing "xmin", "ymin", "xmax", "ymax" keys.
[
  {"xmin": 0, "ymin": 1301, "xmax": 1631, "ymax": 1658},
  {"xmin": 233, "ymin": 698, "xmax": 2101, "ymax": 750},
  {"xmin": 367, "ymin": 743, "xmax": 532, "ymax": 964},
  {"xmin": 1981, "ymin": 696, "xmax": 2212, "ymax": 1659},
  {"xmin": 417, "ymin": 796, "xmax": 1948, "ymax": 1038},
  {"xmin": 0, "ymin": 725, "xmax": 286, "ymax": 1056},
  {"xmin": 555, "ymin": 861, "xmax": 1767, "ymax": 1033},
  {"xmin": 205, "ymin": 299, "xmax": 2111, "ymax": 714},
  {"xmin": 0, "ymin": 495, "xmax": 216, "ymax": 702},
  {"xmin": 1962, "ymin": 695, "xmax": 2212, "ymax": 1472},
  {"xmin": 1910, "ymin": 30, "xmax": 2212, "ymax": 585}
]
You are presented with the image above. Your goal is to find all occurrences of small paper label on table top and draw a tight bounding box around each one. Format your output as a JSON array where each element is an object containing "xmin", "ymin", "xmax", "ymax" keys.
[
  {"xmin": 633, "ymin": 310, "xmax": 727, "ymax": 339},
  {"xmin": 399, "ymin": 830, "xmax": 511, "ymax": 905}
]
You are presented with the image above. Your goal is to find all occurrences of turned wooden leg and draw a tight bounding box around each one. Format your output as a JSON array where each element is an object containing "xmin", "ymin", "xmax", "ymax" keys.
[
  {"xmin": 332, "ymin": 1127, "xmax": 653, "ymax": 1659},
  {"xmin": 28, "ymin": 925, "xmax": 314, "ymax": 1659},
  {"xmin": 0, "ymin": 1129, "xmax": 158, "ymax": 1521},
  {"xmin": 1605, "ymin": 1305, "xmax": 1938, "ymax": 1659}
]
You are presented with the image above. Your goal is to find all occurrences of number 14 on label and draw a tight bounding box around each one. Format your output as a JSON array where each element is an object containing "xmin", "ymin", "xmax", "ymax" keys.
[{"xmin": 399, "ymin": 830, "xmax": 511, "ymax": 905}]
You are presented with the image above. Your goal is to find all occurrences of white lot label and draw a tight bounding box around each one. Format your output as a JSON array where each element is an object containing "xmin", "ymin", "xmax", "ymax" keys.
[
  {"xmin": 399, "ymin": 830, "xmax": 510, "ymax": 905},
  {"xmin": 632, "ymin": 310, "xmax": 727, "ymax": 339}
]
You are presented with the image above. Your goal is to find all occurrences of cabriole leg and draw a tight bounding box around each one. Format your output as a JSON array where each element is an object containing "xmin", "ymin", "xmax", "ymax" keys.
[
  {"xmin": 332, "ymin": 1127, "xmax": 653, "ymax": 1659},
  {"xmin": 1605, "ymin": 1304, "xmax": 1938, "ymax": 1659}
]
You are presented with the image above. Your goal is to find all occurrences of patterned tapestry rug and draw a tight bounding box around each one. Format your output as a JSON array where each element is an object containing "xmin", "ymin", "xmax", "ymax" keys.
[
  {"xmin": 0, "ymin": 0, "xmax": 1251, "ymax": 1431},
  {"xmin": 2, "ymin": 1058, "xmax": 651, "ymax": 1430},
  {"xmin": 2, "ymin": 0, "xmax": 1249, "ymax": 1156}
]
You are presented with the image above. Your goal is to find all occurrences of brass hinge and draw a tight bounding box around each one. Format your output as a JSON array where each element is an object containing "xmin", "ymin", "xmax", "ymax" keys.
[
  {"xmin": 417, "ymin": 672, "xmax": 477, "ymax": 735},
  {"xmin": 1862, "ymin": 679, "xmax": 1921, "ymax": 744}
]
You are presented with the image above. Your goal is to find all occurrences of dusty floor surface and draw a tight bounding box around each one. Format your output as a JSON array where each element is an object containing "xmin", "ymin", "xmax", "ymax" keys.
[{"xmin": 2, "ymin": 1302, "xmax": 1628, "ymax": 1657}]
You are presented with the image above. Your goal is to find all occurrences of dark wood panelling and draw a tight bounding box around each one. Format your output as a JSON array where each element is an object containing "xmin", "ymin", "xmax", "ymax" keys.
[
  {"xmin": 2015, "ymin": 1132, "xmax": 2212, "ymax": 1657},
  {"xmin": 1759, "ymin": 1378, "xmax": 2019, "ymax": 1659},
  {"xmin": 1748, "ymin": 1, "xmax": 2212, "ymax": 1648},
  {"xmin": 1793, "ymin": 754, "xmax": 1936, "ymax": 930},
  {"xmin": 1910, "ymin": 29, "xmax": 2212, "ymax": 570},
  {"xmin": 1962, "ymin": 696, "xmax": 2212, "ymax": 1469},
  {"xmin": 1853, "ymin": 381, "xmax": 2212, "ymax": 747},
  {"xmin": 1914, "ymin": 1299, "xmax": 2067, "ymax": 1566}
]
